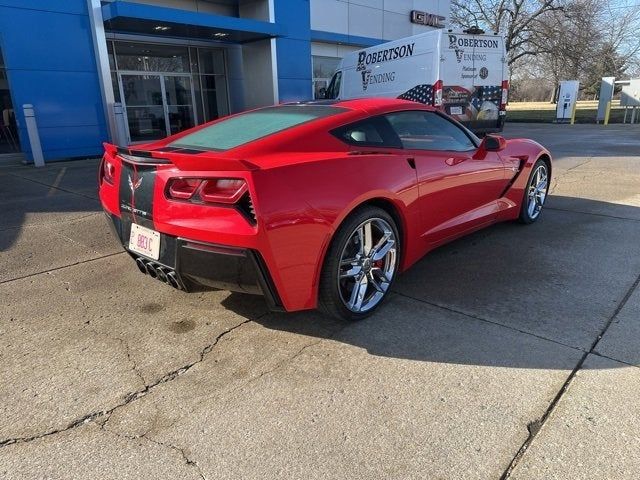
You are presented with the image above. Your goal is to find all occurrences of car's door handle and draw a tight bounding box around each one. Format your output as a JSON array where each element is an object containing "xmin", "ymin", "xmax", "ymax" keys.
[
  {"xmin": 446, "ymin": 156, "xmax": 469, "ymax": 166},
  {"xmin": 406, "ymin": 157, "xmax": 416, "ymax": 169}
]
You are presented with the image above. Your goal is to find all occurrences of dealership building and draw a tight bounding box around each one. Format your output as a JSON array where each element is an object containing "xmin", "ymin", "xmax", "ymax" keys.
[{"xmin": 0, "ymin": 0, "xmax": 450, "ymax": 162}]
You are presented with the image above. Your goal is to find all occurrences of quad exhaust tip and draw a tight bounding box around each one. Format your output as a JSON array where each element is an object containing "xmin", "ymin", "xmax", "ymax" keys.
[{"xmin": 136, "ymin": 257, "xmax": 183, "ymax": 290}]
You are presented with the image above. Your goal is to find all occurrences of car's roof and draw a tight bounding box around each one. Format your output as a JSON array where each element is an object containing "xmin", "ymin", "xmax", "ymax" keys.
[{"xmin": 285, "ymin": 98, "xmax": 434, "ymax": 115}]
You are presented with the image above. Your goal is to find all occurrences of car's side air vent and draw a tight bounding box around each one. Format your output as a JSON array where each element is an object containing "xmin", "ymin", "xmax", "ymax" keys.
[{"xmin": 237, "ymin": 192, "xmax": 257, "ymax": 225}]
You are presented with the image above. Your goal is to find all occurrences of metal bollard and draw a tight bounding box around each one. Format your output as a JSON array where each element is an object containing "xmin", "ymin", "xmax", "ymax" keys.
[{"xmin": 22, "ymin": 104, "xmax": 45, "ymax": 167}]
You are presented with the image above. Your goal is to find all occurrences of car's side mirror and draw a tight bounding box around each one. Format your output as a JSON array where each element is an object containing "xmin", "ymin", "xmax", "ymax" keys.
[{"xmin": 483, "ymin": 135, "xmax": 507, "ymax": 152}]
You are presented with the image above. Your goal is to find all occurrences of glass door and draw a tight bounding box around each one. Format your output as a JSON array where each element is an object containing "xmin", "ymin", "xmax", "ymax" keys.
[
  {"xmin": 0, "ymin": 44, "xmax": 20, "ymax": 154},
  {"xmin": 120, "ymin": 73, "xmax": 167, "ymax": 142},
  {"xmin": 163, "ymin": 75, "xmax": 195, "ymax": 135}
]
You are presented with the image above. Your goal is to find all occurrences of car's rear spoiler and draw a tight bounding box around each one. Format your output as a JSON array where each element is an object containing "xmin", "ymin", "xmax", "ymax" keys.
[{"xmin": 103, "ymin": 143, "xmax": 260, "ymax": 171}]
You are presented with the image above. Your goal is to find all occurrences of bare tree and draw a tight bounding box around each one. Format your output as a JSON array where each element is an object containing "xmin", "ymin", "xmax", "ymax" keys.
[
  {"xmin": 450, "ymin": 0, "xmax": 565, "ymax": 65},
  {"xmin": 452, "ymin": 0, "xmax": 640, "ymax": 101}
]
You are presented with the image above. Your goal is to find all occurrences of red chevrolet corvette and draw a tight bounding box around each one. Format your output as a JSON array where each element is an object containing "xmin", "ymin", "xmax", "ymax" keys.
[{"xmin": 99, "ymin": 98, "xmax": 550, "ymax": 320}]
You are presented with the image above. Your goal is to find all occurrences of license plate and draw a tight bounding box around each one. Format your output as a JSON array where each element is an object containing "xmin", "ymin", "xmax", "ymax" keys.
[
  {"xmin": 128, "ymin": 223, "xmax": 160, "ymax": 260},
  {"xmin": 450, "ymin": 106, "xmax": 463, "ymax": 115}
]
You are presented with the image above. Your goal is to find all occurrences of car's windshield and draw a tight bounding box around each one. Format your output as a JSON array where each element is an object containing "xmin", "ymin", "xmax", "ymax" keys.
[{"xmin": 169, "ymin": 105, "xmax": 347, "ymax": 151}]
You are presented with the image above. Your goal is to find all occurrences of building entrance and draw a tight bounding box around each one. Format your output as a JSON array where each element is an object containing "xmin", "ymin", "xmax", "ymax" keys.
[
  {"xmin": 118, "ymin": 73, "xmax": 196, "ymax": 142},
  {"xmin": 0, "ymin": 44, "xmax": 19, "ymax": 155},
  {"xmin": 108, "ymin": 41, "xmax": 229, "ymax": 143}
]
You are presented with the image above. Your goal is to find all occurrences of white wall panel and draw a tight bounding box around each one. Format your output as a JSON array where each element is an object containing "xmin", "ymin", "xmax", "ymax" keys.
[
  {"xmin": 242, "ymin": 39, "xmax": 275, "ymax": 108},
  {"xmin": 348, "ymin": 0, "xmax": 383, "ymax": 9},
  {"xmin": 238, "ymin": 0, "xmax": 269, "ymax": 21},
  {"xmin": 128, "ymin": 0, "xmax": 237, "ymax": 16},
  {"xmin": 310, "ymin": 0, "xmax": 349, "ymax": 33},
  {"xmin": 311, "ymin": 42, "xmax": 339, "ymax": 57},
  {"xmin": 337, "ymin": 44, "xmax": 360, "ymax": 56},
  {"xmin": 348, "ymin": 3, "xmax": 383, "ymax": 38},
  {"xmin": 382, "ymin": 10, "xmax": 412, "ymax": 40},
  {"xmin": 383, "ymin": 0, "xmax": 413, "ymax": 15},
  {"xmin": 311, "ymin": 0, "xmax": 450, "ymax": 38}
]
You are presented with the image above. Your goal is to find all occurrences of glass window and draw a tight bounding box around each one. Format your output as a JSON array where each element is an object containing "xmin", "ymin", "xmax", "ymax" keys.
[
  {"xmin": 111, "ymin": 72, "xmax": 121, "ymax": 103},
  {"xmin": 198, "ymin": 49, "xmax": 225, "ymax": 75},
  {"xmin": 107, "ymin": 41, "xmax": 116, "ymax": 70},
  {"xmin": 385, "ymin": 111, "xmax": 477, "ymax": 151},
  {"xmin": 313, "ymin": 56, "xmax": 340, "ymax": 99},
  {"xmin": 170, "ymin": 105, "xmax": 347, "ymax": 151},
  {"xmin": 114, "ymin": 42, "xmax": 190, "ymax": 72},
  {"xmin": 325, "ymin": 71, "xmax": 341, "ymax": 100},
  {"xmin": 199, "ymin": 74, "xmax": 229, "ymax": 121},
  {"xmin": 331, "ymin": 117, "xmax": 401, "ymax": 148},
  {"xmin": 0, "ymin": 43, "xmax": 20, "ymax": 153}
]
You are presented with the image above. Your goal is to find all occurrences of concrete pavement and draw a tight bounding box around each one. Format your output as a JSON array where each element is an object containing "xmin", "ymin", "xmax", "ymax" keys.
[{"xmin": 1, "ymin": 122, "xmax": 639, "ymax": 479}]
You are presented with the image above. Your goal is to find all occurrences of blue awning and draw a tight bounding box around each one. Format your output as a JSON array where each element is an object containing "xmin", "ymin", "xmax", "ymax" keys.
[{"xmin": 102, "ymin": 1, "xmax": 284, "ymax": 43}]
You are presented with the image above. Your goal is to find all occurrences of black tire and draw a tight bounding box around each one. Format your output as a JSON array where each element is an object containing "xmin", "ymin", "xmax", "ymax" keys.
[
  {"xmin": 519, "ymin": 158, "xmax": 549, "ymax": 224},
  {"xmin": 318, "ymin": 206, "xmax": 400, "ymax": 321}
]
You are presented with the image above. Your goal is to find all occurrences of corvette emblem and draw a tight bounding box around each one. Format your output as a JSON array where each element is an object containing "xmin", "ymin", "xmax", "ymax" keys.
[{"xmin": 128, "ymin": 174, "xmax": 142, "ymax": 193}]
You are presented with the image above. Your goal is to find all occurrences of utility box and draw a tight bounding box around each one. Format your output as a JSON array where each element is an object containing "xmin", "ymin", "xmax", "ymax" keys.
[
  {"xmin": 620, "ymin": 79, "xmax": 640, "ymax": 107},
  {"xmin": 556, "ymin": 80, "xmax": 579, "ymax": 122},
  {"xmin": 597, "ymin": 77, "xmax": 615, "ymax": 122}
]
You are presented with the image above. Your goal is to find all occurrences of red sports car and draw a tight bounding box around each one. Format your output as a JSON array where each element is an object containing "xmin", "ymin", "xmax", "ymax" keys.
[{"xmin": 99, "ymin": 98, "xmax": 550, "ymax": 320}]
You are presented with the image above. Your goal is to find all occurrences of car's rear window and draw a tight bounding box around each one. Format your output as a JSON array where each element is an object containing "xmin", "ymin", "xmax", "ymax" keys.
[{"xmin": 169, "ymin": 105, "xmax": 347, "ymax": 151}]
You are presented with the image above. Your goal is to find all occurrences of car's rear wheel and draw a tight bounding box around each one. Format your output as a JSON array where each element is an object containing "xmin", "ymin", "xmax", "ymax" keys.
[
  {"xmin": 519, "ymin": 159, "xmax": 549, "ymax": 224},
  {"xmin": 319, "ymin": 206, "xmax": 400, "ymax": 321}
]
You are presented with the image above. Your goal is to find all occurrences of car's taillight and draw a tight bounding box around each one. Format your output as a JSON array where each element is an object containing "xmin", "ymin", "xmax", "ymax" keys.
[
  {"xmin": 101, "ymin": 157, "xmax": 115, "ymax": 185},
  {"xmin": 433, "ymin": 79, "xmax": 443, "ymax": 107},
  {"xmin": 200, "ymin": 179, "xmax": 248, "ymax": 204},
  {"xmin": 500, "ymin": 80, "xmax": 509, "ymax": 110},
  {"xmin": 166, "ymin": 178, "xmax": 248, "ymax": 204},
  {"xmin": 168, "ymin": 178, "xmax": 202, "ymax": 200}
]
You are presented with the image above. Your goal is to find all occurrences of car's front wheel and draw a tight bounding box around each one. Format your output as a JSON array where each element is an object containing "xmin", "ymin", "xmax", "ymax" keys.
[
  {"xmin": 319, "ymin": 206, "xmax": 400, "ymax": 321},
  {"xmin": 519, "ymin": 159, "xmax": 549, "ymax": 224}
]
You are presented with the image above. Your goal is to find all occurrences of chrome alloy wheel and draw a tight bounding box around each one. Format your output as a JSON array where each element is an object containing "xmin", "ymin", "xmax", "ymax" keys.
[
  {"xmin": 338, "ymin": 218, "xmax": 397, "ymax": 313},
  {"xmin": 527, "ymin": 164, "xmax": 548, "ymax": 220}
]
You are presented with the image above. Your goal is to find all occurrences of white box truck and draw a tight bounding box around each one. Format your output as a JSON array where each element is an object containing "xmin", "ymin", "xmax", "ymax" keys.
[{"xmin": 324, "ymin": 29, "xmax": 509, "ymax": 134}]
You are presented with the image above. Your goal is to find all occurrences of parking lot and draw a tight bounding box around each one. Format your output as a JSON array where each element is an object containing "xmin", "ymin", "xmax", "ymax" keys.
[{"xmin": 1, "ymin": 122, "xmax": 639, "ymax": 479}]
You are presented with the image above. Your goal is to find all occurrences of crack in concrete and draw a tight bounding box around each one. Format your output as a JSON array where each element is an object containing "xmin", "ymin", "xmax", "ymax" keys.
[
  {"xmin": 548, "ymin": 157, "xmax": 592, "ymax": 195},
  {"xmin": 0, "ymin": 212, "xmax": 101, "ymax": 234},
  {"xmin": 7, "ymin": 171, "xmax": 99, "ymax": 201},
  {"xmin": 393, "ymin": 291, "xmax": 587, "ymax": 354},
  {"xmin": 102, "ymin": 425, "xmax": 206, "ymax": 479},
  {"xmin": 0, "ymin": 318, "xmax": 253, "ymax": 449},
  {"xmin": 563, "ymin": 157, "xmax": 593, "ymax": 173},
  {"xmin": 545, "ymin": 206, "xmax": 640, "ymax": 223},
  {"xmin": 146, "ymin": 438, "xmax": 207, "ymax": 480},
  {"xmin": 0, "ymin": 251, "xmax": 126, "ymax": 286},
  {"xmin": 500, "ymin": 271, "xmax": 640, "ymax": 479}
]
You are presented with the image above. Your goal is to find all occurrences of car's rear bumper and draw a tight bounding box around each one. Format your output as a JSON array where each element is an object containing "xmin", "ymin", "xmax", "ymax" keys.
[{"xmin": 104, "ymin": 212, "xmax": 284, "ymax": 311}]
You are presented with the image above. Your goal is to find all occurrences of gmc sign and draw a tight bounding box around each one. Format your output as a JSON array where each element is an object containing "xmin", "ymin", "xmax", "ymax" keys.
[{"xmin": 410, "ymin": 10, "xmax": 446, "ymax": 28}]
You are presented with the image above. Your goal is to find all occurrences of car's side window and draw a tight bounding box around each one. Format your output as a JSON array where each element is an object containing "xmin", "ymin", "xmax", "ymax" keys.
[
  {"xmin": 385, "ymin": 111, "xmax": 477, "ymax": 152},
  {"xmin": 331, "ymin": 117, "xmax": 402, "ymax": 148}
]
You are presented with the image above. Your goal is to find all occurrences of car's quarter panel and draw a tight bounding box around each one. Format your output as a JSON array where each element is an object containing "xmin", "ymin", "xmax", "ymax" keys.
[
  {"xmin": 495, "ymin": 138, "xmax": 552, "ymax": 222},
  {"xmin": 250, "ymin": 151, "xmax": 420, "ymax": 311}
]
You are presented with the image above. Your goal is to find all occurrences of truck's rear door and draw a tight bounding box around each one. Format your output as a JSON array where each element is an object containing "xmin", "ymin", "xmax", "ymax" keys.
[
  {"xmin": 469, "ymin": 33, "xmax": 507, "ymax": 133},
  {"xmin": 440, "ymin": 32, "xmax": 507, "ymax": 133}
]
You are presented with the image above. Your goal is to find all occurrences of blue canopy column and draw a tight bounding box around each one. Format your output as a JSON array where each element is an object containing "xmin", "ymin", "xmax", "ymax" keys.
[{"xmin": 273, "ymin": 0, "xmax": 312, "ymax": 102}]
